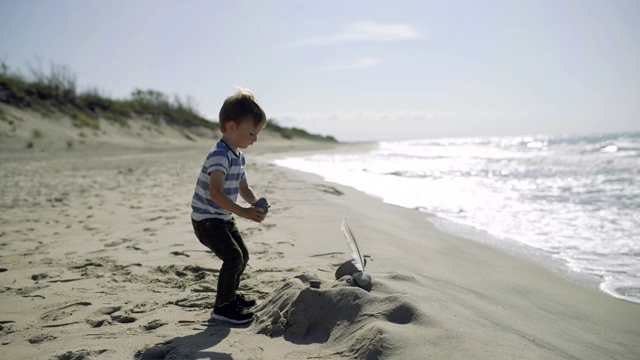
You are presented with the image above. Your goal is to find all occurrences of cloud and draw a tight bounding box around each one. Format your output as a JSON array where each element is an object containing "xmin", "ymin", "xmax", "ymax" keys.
[
  {"xmin": 321, "ymin": 56, "xmax": 381, "ymax": 71},
  {"xmin": 290, "ymin": 21, "xmax": 420, "ymax": 46}
]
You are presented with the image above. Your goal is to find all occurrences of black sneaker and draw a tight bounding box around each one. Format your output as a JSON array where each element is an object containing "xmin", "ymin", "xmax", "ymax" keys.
[
  {"xmin": 212, "ymin": 300, "xmax": 254, "ymax": 324},
  {"xmin": 236, "ymin": 294, "xmax": 256, "ymax": 308}
]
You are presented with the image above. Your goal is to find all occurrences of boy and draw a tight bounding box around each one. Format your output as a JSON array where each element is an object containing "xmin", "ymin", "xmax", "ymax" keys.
[{"xmin": 191, "ymin": 88, "xmax": 268, "ymax": 324}]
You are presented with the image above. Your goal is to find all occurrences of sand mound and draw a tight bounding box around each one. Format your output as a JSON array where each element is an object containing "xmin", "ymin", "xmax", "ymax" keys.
[{"xmin": 253, "ymin": 278, "xmax": 428, "ymax": 359}]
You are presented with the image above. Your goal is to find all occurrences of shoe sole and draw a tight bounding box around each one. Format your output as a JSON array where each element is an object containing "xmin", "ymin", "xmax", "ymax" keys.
[{"xmin": 211, "ymin": 313, "xmax": 254, "ymax": 324}]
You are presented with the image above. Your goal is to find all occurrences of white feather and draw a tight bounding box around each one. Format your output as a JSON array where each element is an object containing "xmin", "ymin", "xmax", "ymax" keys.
[{"xmin": 341, "ymin": 219, "xmax": 365, "ymax": 272}]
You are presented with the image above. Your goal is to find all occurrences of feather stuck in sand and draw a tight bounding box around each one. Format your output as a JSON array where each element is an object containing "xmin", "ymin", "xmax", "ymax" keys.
[{"xmin": 340, "ymin": 219, "xmax": 372, "ymax": 289}]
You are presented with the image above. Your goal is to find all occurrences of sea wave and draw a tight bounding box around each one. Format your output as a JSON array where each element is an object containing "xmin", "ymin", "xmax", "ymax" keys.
[{"xmin": 275, "ymin": 132, "xmax": 640, "ymax": 304}]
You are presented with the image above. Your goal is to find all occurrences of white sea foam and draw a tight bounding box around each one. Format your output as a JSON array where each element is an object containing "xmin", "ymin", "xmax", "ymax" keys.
[{"xmin": 275, "ymin": 132, "xmax": 640, "ymax": 304}]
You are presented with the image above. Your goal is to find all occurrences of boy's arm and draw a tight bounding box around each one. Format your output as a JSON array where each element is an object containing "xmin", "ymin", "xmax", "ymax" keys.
[
  {"xmin": 208, "ymin": 170, "xmax": 265, "ymax": 223},
  {"xmin": 239, "ymin": 177, "xmax": 260, "ymax": 206}
]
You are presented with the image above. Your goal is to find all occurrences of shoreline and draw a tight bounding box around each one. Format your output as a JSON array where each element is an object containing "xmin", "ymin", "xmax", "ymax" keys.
[
  {"xmin": 1, "ymin": 140, "xmax": 639, "ymax": 359},
  {"xmin": 269, "ymin": 154, "xmax": 627, "ymax": 301},
  {"xmin": 271, "ymin": 141, "xmax": 640, "ymax": 306},
  {"xmin": 425, "ymin": 214, "xmax": 604, "ymax": 292}
]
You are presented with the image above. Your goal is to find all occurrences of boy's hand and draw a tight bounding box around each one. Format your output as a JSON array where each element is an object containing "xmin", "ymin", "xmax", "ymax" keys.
[
  {"xmin": 241, "ymin": 206, "xmax": 266, "ymax": 223},
  {"xmin": 253, "ymin": 198, "xmax": 269, "ymax": 215}
]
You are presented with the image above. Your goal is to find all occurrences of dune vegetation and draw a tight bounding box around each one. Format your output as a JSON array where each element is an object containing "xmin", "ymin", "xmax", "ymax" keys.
[{"xmin": 0, "ymin": 60, "xmax": 337, "ymax": 143}]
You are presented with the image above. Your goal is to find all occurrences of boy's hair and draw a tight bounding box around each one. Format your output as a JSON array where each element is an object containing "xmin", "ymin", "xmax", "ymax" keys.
[{"xmin": 219, "ymin": 88, "xmax": 267, "ymax": 133}]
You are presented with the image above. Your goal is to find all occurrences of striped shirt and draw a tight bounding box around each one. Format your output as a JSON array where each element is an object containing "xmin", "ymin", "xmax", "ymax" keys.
[{"xmin": 191, "ymin": 139, "xmax": 246, "ymax": 221}]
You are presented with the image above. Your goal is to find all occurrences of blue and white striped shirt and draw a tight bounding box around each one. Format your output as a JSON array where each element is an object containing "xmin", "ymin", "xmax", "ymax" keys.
[{"xmin": 191, "ymin": 140, "xmax": 246, "ymax": 221}]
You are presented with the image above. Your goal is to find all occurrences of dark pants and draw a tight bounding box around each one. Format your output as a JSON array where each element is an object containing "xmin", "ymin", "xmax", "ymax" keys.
[{"xmin": 192, "ymin": 218, "xmax": 249, "ymax": 306}]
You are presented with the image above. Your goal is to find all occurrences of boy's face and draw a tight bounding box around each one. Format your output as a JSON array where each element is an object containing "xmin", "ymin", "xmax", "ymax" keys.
[{"xmin": 228, "ymin": 118, "xmax": 263, "ymax": 149}]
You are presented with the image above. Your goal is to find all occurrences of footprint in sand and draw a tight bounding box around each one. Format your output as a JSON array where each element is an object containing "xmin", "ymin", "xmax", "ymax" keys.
[
  {"xmin": 314, "ymin": 184, "xmax": 344, "ymax": 196},
  {"xmin": 241, "ymin": 222, "xmax": 277, "ymax": 237},
  {"xmin": 111, "ymin": 313, "xmax": 137, "ymax": 324},
  {"xmin": 142, "ymin": 319, "xmax": 166, "ymax": 331},
  {"xmin": 170, "ymin": 251, "xmax": 190, "ymax": 258},
  {"xmin": 40, "ymin": 301, "xmax": 92, "ymax": 327},
  {"xmin": 252, "ymin": 242, "xmax": 286, "ymax": 261},
  {"xmin": 126, "ymin": 244, "xmax": 145, "ymax": 251},
  {"xmin": 104, "ymin": 238, "xmax": 131, "ymax": 247},
  {"xmin": 86, "ymin": 306, "xmax": 138, "ymax": 328},
  {"xmin": 28, "ymin": 334, "xmax": 57, "ymax": 344},
  {"xmin": 49, "ymin": 349, "xmax": 108, "ymax": 360},
  {"xmin": 1, "ymin": 321, "xmax": 16, "ymax": 336},
  {"xmin": 173, "ymin": 295, "xmax": 211, "ymax": 309},
  {"xmin": 241, "ymin": 227, "xmax": 263, "ymax": 237},
  {"xmin": 31, "ymin": 272, "xmax": 49, "ymax": 281}
]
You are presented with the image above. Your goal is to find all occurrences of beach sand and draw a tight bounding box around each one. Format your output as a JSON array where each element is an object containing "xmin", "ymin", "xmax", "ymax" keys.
[{"xmin": 1, "ymin": 111, "xmax": 639, "ymax": 359}]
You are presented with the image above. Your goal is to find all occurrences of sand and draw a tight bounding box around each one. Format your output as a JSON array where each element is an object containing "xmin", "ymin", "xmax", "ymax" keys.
[{"xmin": 1, "ymin": 108, "xmax": 639, "ymax": 359}]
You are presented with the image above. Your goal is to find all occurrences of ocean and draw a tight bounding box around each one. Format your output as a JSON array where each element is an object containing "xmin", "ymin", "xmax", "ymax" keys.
[{"xmin": 274, "ymin": 132, "xmax": 640, "ymax": 304}]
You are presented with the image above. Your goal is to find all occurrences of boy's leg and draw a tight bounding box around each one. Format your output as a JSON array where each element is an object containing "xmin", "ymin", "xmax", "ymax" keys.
[
  {"xmin": 192, "ymin": 219, "xmax": 245, "ymax": 306},
  {"xmin": 227, "ymin": 222, "xmax": 257, "ymax": 308},
  {"xmin": 228, "ymin": 221, "xmax": 249, "ymax": 291}
]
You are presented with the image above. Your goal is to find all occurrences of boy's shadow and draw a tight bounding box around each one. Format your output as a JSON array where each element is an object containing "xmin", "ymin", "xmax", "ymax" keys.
[{"xmin": 138, "ymin": 322, "xmax": 250, "ymax": 360}]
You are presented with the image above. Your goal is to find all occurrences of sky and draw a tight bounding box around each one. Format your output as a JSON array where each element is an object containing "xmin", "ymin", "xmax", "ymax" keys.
[{"xmin": 1, "ymin": 0, "xmax": 639, "ymax": 141}]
